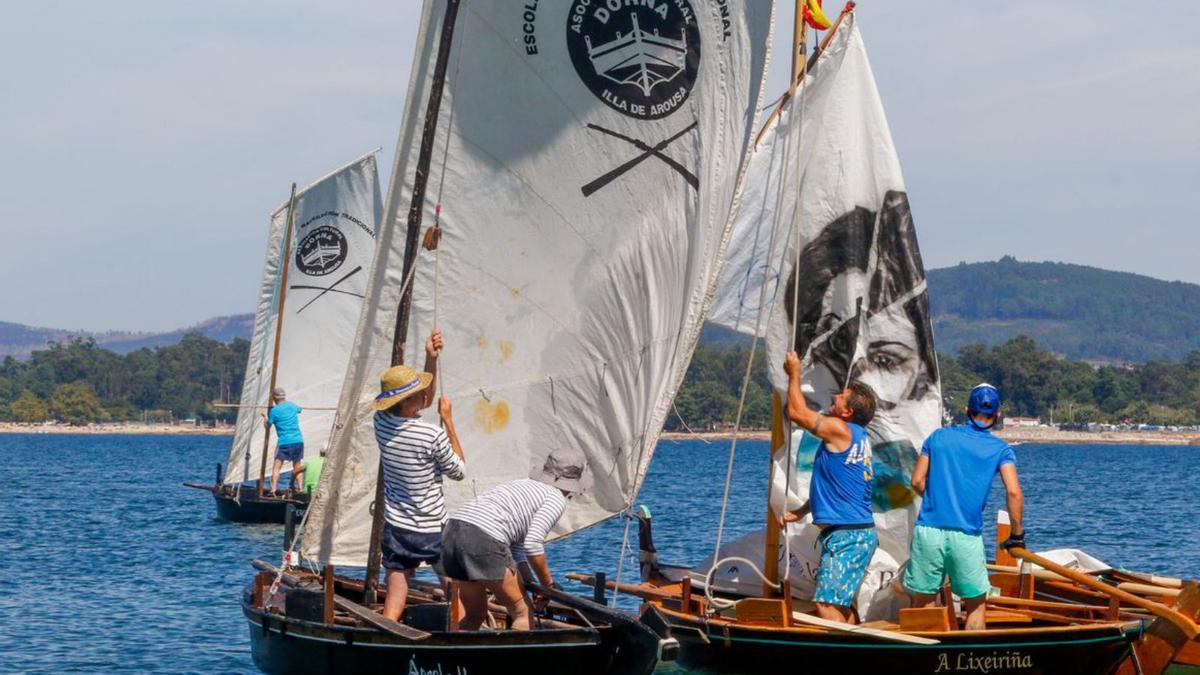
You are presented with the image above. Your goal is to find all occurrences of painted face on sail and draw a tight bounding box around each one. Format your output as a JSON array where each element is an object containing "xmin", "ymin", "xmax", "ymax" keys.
[{"xmin": 851, "ymin": 301, "xmax": 936, "ymax": 414}]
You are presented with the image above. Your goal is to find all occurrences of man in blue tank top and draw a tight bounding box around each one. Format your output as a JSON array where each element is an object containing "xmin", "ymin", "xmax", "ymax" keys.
[
  {"xmin": 779, "ymin": 352, "xmax": 878, "ymax": 624},
  {"xmin": 905, "ymin": 383, "xmax": 1024, "ymax": 630}
]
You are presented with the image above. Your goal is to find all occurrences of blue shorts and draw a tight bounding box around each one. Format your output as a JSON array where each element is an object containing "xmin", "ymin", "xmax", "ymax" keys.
[
  {"xmin": 275, "ymin": 442, "xmax": 304, "ymax": 462},
  {"xmin": 813, "ymin": 526, "xmax": 878, "ymax": 608},
  {"xmin": 382, "ymin": 523, "xmax": 442, "ymax": 571}
]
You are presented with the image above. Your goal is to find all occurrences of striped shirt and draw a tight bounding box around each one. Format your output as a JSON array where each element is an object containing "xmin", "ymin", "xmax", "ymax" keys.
[
  {"xmin": 449, "ymin": 479, "xmax": 566, "ymax": 562},
  {"xmin": 375, "ymin": 412, "xmax": 465, "ymax": 533}
]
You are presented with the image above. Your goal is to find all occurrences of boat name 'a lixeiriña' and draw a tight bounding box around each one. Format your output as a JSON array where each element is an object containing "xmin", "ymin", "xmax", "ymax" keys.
[
  {"xmin": 934, "ymin": 650, "xmax": 1033, "ymax": 673},
  {"xmin": 408, "ymin": 656, "xmax": 468, "ymax": 675}
]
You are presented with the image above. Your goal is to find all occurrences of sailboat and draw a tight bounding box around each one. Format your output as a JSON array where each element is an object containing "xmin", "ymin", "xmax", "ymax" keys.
[
  {"xmin": 184, "ymin": 151, "xmax": 382, "ymax": 523},
  {"xmin": 241, "ymin": 1, "xmax": 772, "ymax": 673},
  {"xmin": 564, "ymin": 5, "xmax": 1197, "ymax": 674}
]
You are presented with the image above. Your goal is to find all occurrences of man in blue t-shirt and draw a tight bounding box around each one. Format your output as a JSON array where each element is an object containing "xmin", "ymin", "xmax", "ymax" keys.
[
  {"xmin": 264, "ymin": 387, "xmax": 304, "ymax": 497},
  {"xmin": 906, "ymin": 383, "xmax": 1024, "ymax": 630},
  {"xmin": 778, "ymin": 351, "xmax": 879, "ymax": 624}
]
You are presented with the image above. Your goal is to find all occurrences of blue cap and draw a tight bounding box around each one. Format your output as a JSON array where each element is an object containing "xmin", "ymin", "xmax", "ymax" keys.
[{"xmin": 968, "ymin": 383, "xmax": 1001, "ymax": 415}]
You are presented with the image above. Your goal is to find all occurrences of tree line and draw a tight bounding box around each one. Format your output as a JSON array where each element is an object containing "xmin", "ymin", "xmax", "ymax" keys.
[
  {"xmin": 3, "ymin": 332, "xmax": 1198, "ymax": 428},
  {"xmin": 1, "ymin": 335, "xmax": 248, "ymax": 424},
  {"xmin": 665, "ymin": 335, "xmax": 1200, "ymax": 431}
]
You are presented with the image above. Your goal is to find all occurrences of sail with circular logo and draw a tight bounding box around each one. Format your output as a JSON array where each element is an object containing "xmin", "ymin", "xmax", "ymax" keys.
[
  {"xmin": 303, "ymin": 1, "xmax": 773, "ymax": 566},
  {"xmin": 223, "ymin": 152, "xmax": 382, "ymax": 486}
]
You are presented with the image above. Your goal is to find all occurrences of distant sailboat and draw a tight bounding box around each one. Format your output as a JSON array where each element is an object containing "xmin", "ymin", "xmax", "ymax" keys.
[
  {"xmin": 242, "ymin": 1, "xmax": 773, "ymax": 672},
  {"xmin": 184, "ymin": 152, "xmax": 381, "ymax": 523}
]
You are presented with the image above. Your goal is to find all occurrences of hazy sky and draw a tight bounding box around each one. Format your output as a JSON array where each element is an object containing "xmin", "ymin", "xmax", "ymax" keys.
[{"xmin": 2, "ymin": 1, "xmax": 1197, "ymax": 332}]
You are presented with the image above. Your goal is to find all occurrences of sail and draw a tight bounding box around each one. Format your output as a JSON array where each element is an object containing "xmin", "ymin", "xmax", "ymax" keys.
[
  {"xmin": 223, "ymin": 152, "xmax": 382, "ymax": 485},
  {"xmin": 304, "ymin": 0, "xmax": 773, "ymax": 566},
  {"xmin": 704, "ymin": 14, "xmax": 943, "ymax": 616}
]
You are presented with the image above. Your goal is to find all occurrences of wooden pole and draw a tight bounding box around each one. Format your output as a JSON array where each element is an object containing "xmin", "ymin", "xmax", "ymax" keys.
[
  {"xmin": 1009, "ymin": 547, "xmax": 1199, "ymax": 638},
  {"xmin": 364, "ymin": 0, "xmax": 463, "ymax": 605},
  {"xmin": 789, "ymin": 0, "xmax": 806, "ymax": 95},
  {"xmin": 257, "ymin": 182, "xmax": 298, "ymax": 497},
  {"xmin": 763, "ymin": 392, "xmax": 786, "ymax": 596},
  {"xmin": 754, "ymin": 3, "xmax": 855, "ymax": 147}
]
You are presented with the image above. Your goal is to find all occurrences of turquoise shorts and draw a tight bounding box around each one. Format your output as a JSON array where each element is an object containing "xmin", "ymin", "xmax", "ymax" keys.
[
  {"xmin": 904, "ymin": 524, "xmax": 991, "ymax": 599},
  {"xmin": 813, "ymin": 526, "xmax": 878, "ymax": 608}
]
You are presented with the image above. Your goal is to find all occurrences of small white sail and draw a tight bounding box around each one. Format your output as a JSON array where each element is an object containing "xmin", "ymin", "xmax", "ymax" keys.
[
  {"xmin": 223, "ymin": 152, "xmax": 382, "ymax": 485},
  {"xmin": 705, "ymin": 14, "xmax": 943, "ymax": 615},
  {"xmin": 304, "ymin": 0, "xmax": 773, "ymax": 566}
]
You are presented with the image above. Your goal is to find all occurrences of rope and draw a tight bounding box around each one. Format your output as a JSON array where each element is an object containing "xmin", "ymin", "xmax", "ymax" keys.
[
  {"xmin": 610, "ymin": 507, "xmax": 635, "ymax": 608},
  {"xmin": 671, "ymin": 402, "xmax": 713, "ymax": 444},
  {"xmin": 428, "ymin": 0, "xmax": 470, "ymax": 398},
  {"xmin": 709, "ymin": 23, "xmax": 813, "ymax": 569},
  {"xmin": 704, "ymin": 556, "xmax": 782, "ymax": 610}
]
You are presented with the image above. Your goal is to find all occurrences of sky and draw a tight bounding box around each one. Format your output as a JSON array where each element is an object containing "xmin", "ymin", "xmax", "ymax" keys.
[{"xmin": 1, "ymin": 1, "xmax": 1197, "ymax": 332}]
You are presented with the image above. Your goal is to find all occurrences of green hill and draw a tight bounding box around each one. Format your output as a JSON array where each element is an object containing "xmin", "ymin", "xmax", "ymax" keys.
[{"xmin": 926, "ymin": 257, "xmax": 1200, "ymax": 363}]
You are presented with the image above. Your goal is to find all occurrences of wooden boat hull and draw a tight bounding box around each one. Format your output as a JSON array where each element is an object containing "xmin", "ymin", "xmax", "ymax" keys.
[
  {"xmin": 242, "ymin": 586, "xmax": 661, "ymax": 675},
  {"xmin": 213, "ymin": 485, "xmax": 307, "ymax": 524},
  {"xmin": 643, "ymin": 604, "xmax": 1139, "ymax": 675}
]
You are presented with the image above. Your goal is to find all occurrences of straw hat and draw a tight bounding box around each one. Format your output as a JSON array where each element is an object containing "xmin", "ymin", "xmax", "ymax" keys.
[
  {"xmin": 372, "ymin": 365, "xmax": 433, "ymax": 411},
  {"xmin": 533, "ymin": 448, "xmax": 593, "ymax": 494}
]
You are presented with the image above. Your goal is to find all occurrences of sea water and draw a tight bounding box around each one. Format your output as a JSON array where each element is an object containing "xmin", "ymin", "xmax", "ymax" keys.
[{"xmin": 1, "ymin": 434, "xmax": 1197, "ymax": 673}]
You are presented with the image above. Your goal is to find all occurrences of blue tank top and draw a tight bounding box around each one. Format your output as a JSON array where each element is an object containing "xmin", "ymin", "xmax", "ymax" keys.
[{"xmin": 809, "ymin": 422, "xmax": 874, "ymax": 526}]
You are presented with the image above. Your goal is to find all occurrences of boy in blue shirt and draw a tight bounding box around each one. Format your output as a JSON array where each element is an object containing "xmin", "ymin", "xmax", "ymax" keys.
[
  {"xmin": 778, "ymin": 352, "xmax": 879, "ymax": 624},
  {"xmin": 265, "ymin": 387, "xmax": 304, "ymax": 497},
  {"xmin": 906, "ymin": 383, "xmax": 1025, "ymax": 630}
]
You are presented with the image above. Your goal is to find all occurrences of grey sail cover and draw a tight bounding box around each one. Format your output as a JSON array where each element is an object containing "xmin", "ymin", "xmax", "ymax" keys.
[{"xmin": 304, "ymin": 1, "xmax": 773, "ymax": 566}]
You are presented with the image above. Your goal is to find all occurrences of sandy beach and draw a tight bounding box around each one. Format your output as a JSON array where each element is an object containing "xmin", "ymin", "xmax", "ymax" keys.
[{"xmin": 0, "ymin": 422, "xmax": 234, "ymax": 436}]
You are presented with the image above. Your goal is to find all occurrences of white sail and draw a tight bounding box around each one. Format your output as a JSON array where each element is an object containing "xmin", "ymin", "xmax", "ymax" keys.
[
  {"xmin": 223, "ymin": 152, "xmax": 382, "ymax": 485},
  {"xmin": 705, "ymin": 14, "xmax": 943, "ymax": 617},
  {"xmin": 304, "ymin": 0, "xmax": 773, "ymax": 566}
]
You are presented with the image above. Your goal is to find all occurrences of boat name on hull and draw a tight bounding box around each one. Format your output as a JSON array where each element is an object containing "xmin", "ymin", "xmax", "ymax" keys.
[{"xmin": 935, "ymin": 650, "xmax": 1033, "ymax": 673}]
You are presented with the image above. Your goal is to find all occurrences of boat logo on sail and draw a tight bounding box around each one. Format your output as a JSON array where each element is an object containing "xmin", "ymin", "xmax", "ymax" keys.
[
  {"xmin": 295, "ymin": 225, "xmax": 348, "ymax": 277},
  {"xmin": 566, "ymin": 0, "xmax": 701, "ymax": 120}
]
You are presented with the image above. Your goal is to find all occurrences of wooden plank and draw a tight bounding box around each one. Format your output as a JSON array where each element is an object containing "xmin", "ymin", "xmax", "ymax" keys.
[
  {"xmin": 565, "ymin": 573, "xmax": 682, "ymax": 602},
  {"xmin": 792, "ymin": 612, "xmax": 940, "ymax": 645},
  {"xmin": 333, "ymin": 595, "xmax": 431, "ymax": 641},
  {"xmin": 734, "ymin": 598, "xmax": 788, "ymax": 626},
  {"xmin": 323, "ymin": 565, "xmax": 335, "ymax": 625},
  {"xmin": 899, "ymin": 607, "xmax": 952, "ymax": 632},
  {"xmin": 1117, "ymin": 582, "xmax": 1181, "ymax": 599}
]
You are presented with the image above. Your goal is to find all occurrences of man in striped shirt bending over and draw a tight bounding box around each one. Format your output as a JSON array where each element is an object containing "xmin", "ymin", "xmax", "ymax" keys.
[
  {"xmin": 372, "ymin": 329, "xmax": 466, "ymax": 622},
  {"xmin": 441, "ymin": 448, "xmax": 592, "ymax": 630}
]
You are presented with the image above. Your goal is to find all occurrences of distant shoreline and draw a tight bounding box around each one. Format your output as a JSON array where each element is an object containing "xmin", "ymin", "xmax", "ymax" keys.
[
  {"xmin": 0, "ymin": 422, "xmax": 233, "ymax": 436},
  {"xmin": 662, "ymin": 428, "xmax": 1200, "ymax": 446},
  {"xmin": 4, "ymin": 424, "xmax": 1198, "ymax": 446}
]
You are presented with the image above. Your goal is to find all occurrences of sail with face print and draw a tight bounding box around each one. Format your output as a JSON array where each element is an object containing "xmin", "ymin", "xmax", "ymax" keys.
[
  {"xmin": 703, "ymin": 13, "xmax": 942, "ymax": 618},
  {"xmin": 221, "ymin": 152, "xmax": 382, "ymax": 490},
  {"xmin": 301, "ymin": 0, "xmax": 773, "ymax": 568}
]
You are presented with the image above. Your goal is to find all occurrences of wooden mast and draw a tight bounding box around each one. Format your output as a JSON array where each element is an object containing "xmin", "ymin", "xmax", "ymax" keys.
[
  {"xmin": 761, "ymin": 0, "xmax": 810, "ymax": 600},
  {"xmin": 363, "ymin": 0, "xmax": 464, "ymax": 605},
  {"xmin": 256, "ymin": 183, "xmax": 298, "ymax": 497}
]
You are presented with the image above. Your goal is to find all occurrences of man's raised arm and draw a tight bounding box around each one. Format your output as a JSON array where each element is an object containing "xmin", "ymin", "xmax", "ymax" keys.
[{"xmin": 783, "ymin": 351, "xmax": 851, "ymax": 450}]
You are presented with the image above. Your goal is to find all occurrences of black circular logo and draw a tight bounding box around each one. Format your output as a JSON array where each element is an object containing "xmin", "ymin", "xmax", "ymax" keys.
[
  {"xmin": 295, "ymin": 225, "xmax": 347, "ymax": 276},
  {"xmin": 566, "ymin": 0, "xmax": 701, "ymax": 120}
]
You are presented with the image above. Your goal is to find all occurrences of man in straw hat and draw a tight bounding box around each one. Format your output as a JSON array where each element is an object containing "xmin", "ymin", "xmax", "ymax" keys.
[
  {"xmin": 373, "ymin": 329, "xmax": 467, "ymax": 622},
  {"xmin": 440, "ymin": 448, "xmax": 592, "ymax": 631},
  {"xmin": 264, "ymin": 386, "xmax": 304, "ymax": 497}
]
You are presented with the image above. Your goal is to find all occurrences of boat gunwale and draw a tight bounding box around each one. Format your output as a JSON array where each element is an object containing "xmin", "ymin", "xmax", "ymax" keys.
[
  {"xmin": 647, "ymin": 599, "xmax": 1144, "ymax": 642},
  {"xmin": 242, "ymin": 593, "xmax": 607, "ymax": 649}
]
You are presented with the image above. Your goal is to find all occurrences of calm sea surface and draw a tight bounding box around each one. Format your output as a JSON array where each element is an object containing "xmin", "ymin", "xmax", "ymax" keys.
[{"xmin": 2, "ymin": 434, "xmax": 1197, "ymax": 673}]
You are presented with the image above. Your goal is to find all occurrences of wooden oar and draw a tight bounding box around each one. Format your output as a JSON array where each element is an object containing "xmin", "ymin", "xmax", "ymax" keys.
[
  {"xmin": 1009, "ymin": 547, "xmax": 1198, "ymax": 638},
  {"xmin": 333, "ymin": 595, "xmax": 431, "ymax": 641},
  {"xmin": 788, "ymin": 611, "xmax": 940, "ymax": 645}
]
